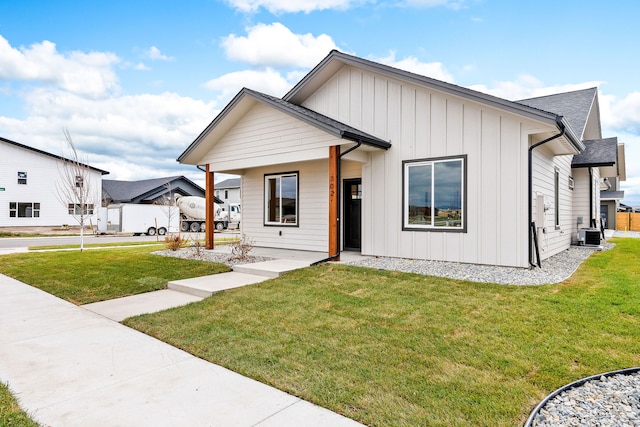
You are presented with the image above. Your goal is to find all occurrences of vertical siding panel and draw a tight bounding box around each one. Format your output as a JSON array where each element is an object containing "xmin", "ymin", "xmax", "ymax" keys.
[
  {"xmin": 374, "ymin": 77, "xmax": 387, "ymax": 137},
  {"xmin": 337, "ymin": 68, "xmax": 350, "ymax": 122},
  {"xmin": 349, "ymin": 69, "xmax": 363, "ymax": 130},
  {"xmin": 371, "ymin": 151, "xmax": 387, "ymax": 255},
  {"xmin": 462, "ymin": 104, "xmax": 481, "ymax": 264},
  {"xmin": 386, "ymin": 81, "xmax": 402, "ymax": 257},
  {"xmin": 479, "ymin": 110, "xmax": 500, "ymax": 265},
  {"xmin": 361, "ymin": 161, "xmax": 373, "ymax": 255},
  {"xmin": 430, "ymin": 93, "xmax": 447, "ymax": 158},
  {"xmin": 362, "ymin": 74, "xmax": 375, "ymax": 134},
  {"xmin": 499, "ymin": 118, "xmax": 521, "ymax": 266}
]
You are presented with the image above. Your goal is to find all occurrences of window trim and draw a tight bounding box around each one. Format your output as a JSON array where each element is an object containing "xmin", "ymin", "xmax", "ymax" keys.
[
  {"xmin": 263, "ymin": 171, "xmax": 299, "ymax": 227},
  {"xmin": 402, "ymin": 155, "xmax": 467, "ymax": 232},
  {"xmin": 9, "ymin": 201, "xmax": 40, "ymax": 218}
]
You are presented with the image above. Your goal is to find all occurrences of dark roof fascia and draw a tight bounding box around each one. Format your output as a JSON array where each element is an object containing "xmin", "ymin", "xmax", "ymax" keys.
[
  {"xmin": 243, "ymin": 88, "xmax": 391, "ymax": 150},
  {"xmin": 1, "ymin": 136, "xmax": 110, "ymax": 175},
  {"xmin": 284, "ymin": 50, "xmax": 575, "ymax": 132},
  {"xmin": 600, "ymin": 190, "xmax": 624, "ymax": 200},
  {"xmin": 558, "ymin": 117, "xmax": 585, "ymax": 152}
]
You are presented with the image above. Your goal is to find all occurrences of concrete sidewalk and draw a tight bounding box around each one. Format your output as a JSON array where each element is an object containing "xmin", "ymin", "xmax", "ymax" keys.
[{"xmin": 0, "ymin": 273, "xmax": 363, "ymax": 426}]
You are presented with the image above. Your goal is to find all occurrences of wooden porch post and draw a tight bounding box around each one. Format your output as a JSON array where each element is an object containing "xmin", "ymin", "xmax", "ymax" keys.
[
  {"xmin": 205, "ymin": 165, "xmax": 215, "ymax": 249},
  {"xmin": 329, "ymin": 145, "xmax": 340, "ymax": 260}
]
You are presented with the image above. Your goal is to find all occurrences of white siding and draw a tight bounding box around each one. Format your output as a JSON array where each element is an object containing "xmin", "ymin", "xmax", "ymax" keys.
[
  {"xmin": 0, "ymin": 142, "xmax": 103, "ymax": 227},
  {"xmin": 202, "ymin": 102, "xmax": 342, "ymax": 172},
  {"xmin": 303, "ymin": 66, "xmax": 544, "ymax": 267},
  {"xmin": 241, "ymin": 160, "xmax": 329, "ymax": 252},
  {"xmin": 531, "ymin": 146, "xmax": 574, "ymax": 260}
]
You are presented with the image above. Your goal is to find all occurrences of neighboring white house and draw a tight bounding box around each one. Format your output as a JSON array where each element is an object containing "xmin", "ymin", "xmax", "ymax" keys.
[
  {"xmin": 214, "ymin": 177, "xmax": 241, "ymax": 205},
  {"xmin": 0, "ymin": 136, "xmax": 108, "ymax": 227},
  {"xmin": 178, "ymin": 50, "xmax": 626, "ymax": 268}
]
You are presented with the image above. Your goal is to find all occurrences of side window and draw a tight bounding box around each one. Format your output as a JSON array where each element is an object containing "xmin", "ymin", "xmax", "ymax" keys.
[
  {"xmin": 403, "ymin": 156, "xmax": 466, "ymax": 231},
  {"xmin": 554, "ymin": 167, "xmax": 560, "ymax": 227},
  {"xmin": 17, "ymin": 171, "xmax": 27, "ymax": 185},
  {"xmin": 264, "ymin": 172, "xmax": 298, "ymax": 226},
  {"xmin": 9, "ymin": 202, "xmax": 40, "ymax": 218}
]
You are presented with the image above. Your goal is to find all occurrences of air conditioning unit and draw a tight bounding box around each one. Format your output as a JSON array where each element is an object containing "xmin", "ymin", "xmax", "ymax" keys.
[{"xmin": 577, "ymin": 228, "xmax": 601, "ymax": 246}]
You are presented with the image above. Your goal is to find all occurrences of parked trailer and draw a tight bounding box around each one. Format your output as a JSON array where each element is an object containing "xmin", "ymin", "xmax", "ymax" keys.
[
  {"xmin": 174, "ymin": 194, "xmax": 228, "ymax": 232},
  {"xmin": 96, "ymin": 204, "xmax": 180, "ymax": 236}
]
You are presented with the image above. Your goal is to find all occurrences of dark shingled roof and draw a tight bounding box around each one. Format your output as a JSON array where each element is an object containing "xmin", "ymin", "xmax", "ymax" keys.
[
  {"xmin": 103, "ymin": 176, "xmax": 214, "ymax": 203},
  {"xmin": 242, "ymin": 88, "xmax": 391, "ymax": 150},
  {"xmin": 517, "ymin": 88, "xmax": 598, "ymax": 139},
  {"xmin": 571, "ymin": 137, "xmax": 618, "ymax": 168},
  {"xmin": 215, "ymin": 178, "xmax": 241, "ymax": 189}
]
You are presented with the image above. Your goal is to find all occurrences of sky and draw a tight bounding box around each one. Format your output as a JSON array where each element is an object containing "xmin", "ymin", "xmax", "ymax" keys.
[{"xmin": 0, "ymin": 0, "xmax": 638, "ymax": 205}]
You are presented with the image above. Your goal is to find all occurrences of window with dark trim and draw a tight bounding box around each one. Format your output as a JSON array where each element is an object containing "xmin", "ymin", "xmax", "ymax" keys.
[
  {"xmin": 17, "ymin": 171, "xmax": 27, "ymax": 185},
  {"xmin": 554, "ymin": 167, "xmax": 560, "ymax": 227},
  {"xmin": 264, "ymin": 172, "xmax": 298, "ymax": 226},
  {"xmin": 9, "ymin": 202, "xmax": 40, "ymax": 218},
  {"xmin": 403, "ymin": 155, "xmax": 466, "ymax": 231}
]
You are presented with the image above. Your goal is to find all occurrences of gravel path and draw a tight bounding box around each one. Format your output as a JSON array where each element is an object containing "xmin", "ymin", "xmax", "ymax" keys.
[
  {"xmin": 346, "ymin": 243, "xmax": 613, "ymax": 286},
  {"xmin": 154, "ymin": 247, "xmax": 273, "ymax": 267}
]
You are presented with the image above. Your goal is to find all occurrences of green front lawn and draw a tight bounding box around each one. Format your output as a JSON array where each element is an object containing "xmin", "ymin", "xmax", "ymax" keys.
[
  {"xmin": 124, "ymin": 238, "xmax": 640, "ymax": 426},
  {"xmin": 0, "ymin": 246, "xmax": 229, "ymax": 304}
]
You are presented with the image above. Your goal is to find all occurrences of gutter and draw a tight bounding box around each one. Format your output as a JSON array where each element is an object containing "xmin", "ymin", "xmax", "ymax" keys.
[
  {"xmin": 528, "ymin": 118, "xmax": 566, "ymax": 268},
  {"xmin": 311, "ymin": 138, "xmax": 363, "ymax": 266}
]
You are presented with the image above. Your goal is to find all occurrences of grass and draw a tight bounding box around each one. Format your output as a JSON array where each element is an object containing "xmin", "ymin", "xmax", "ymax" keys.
[
  {"xmin": 122, "ymin": 238, "xmax": 640, "ymax": 426},
  {"xmin": 0, "ymin": 382, "xmax": 38, "ymax": 426},
  {"xmin": 0, "ymin": 246, "xmax": 230, "ymax": 304}
]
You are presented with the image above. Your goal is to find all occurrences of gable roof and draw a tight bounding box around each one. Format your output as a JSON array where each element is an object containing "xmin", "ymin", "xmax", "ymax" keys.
[
  {"xmin": 517, "ymin": 88, "xmax": 599, "ymax": 140},
  {"xmin": 215, "ymin": 177, "xmax": 241, "ymax": 189},
  {"xmin": 178, "ymin": 87, "xmax": 391, "ymax": 165},
  {"xmin": 1, "ymin": 136, "xmax": 109, "ymax": 175},
  {"xmin": 283, "ymin": 50, "xmax": 584, "ymax": 152},
  {"xmin": 571, "ymin": 137, "xmax": 618, "ymax": 168},
  {"xmin": 103, "ymin": 175, "xmax": 207, "ymax": 203}
]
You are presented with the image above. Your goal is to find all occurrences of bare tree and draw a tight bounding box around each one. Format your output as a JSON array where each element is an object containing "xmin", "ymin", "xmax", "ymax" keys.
[
  {"xmin": 154, "ymin": 181, "xmax": 179, "ymax": 240},
  {"xmin": 55, "ymin": 129, "xmax": 96, "ymax": 251}
]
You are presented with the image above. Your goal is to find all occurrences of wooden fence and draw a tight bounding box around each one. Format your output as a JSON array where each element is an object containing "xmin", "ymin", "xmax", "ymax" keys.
[{"xmin": 616, "ymin": 212, "xmax": 640, "ymax": 231}]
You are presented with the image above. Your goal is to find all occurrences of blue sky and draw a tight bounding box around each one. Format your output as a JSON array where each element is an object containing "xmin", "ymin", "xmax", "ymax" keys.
[{"xmin": 1, "ymin": 0, "xmax": 638, "ymax": 204}]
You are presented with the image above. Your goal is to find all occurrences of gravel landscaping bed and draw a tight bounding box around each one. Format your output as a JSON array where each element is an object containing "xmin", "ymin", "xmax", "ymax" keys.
[
  {"xmin": 153, "ymin": 247, "xmax": 273, "ymax": 267},
  {"xmin": 346, "ymin": 243, "xmax": 614, "ymax": 286}
]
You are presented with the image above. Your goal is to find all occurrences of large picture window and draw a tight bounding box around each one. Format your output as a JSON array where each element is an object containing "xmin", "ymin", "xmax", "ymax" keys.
[
  {"xmin": 68, "ymin": 204, "xmax": 94, "ymax": 215},
  {"xmin": 403, "ymin": 156, "xmax": 466, "ymax": 231},
  {"xmin": 9, "ymin": 202, "xmax": 40, "ymax": 218},
  {"xmin": 265, "ymin": 172, "xmax": 298, "ymax": 226}
]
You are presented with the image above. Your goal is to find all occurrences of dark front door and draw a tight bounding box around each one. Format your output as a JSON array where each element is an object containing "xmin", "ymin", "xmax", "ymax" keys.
[{"xmin": 343, "ymin": 179, "xmax": 362, "ymax": 250}]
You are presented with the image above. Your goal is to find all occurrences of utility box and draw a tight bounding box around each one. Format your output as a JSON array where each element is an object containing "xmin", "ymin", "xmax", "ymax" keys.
[{"xmin": 577, "ymin": 228, "xmax": 600, "ymax": 246}]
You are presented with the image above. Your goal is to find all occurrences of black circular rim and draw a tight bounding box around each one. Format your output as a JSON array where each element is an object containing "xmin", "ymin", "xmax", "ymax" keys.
[{"xmin": 523, "ymin": 366, "xmax": 640, "ymax": 426}]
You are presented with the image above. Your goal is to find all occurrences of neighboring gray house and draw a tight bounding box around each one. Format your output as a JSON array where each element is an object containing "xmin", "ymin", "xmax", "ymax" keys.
[
  {"xmin": 178, "ymin": 50, "xmax": 626, "ymax": 268},
  {"xmin": 214, "ymin": 177, "xmax": 241, "ymax": 205},
  {"xmin": 102, "ymin": 176, "xmax": 205, "ymax": 206},
  {"xmin": 519, "ymin": 89, "xmax": 626, "ymax": 230}
]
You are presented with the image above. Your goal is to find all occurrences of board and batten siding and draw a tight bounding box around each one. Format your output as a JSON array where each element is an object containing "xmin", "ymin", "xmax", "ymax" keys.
[
  {"xmin": 530, "ymin": 146, "xmax": 574, "ymax": 260},
  {"xmin": 0, "ymin": 142, "xmax": 102, "ymax": 227},
  {"xmin": 241, "ymin": 160, "xmax": 330, "ymax": 252},
  {"xmin": 202, "ymin": 102, "xmax": 343, "ymax": 172},
  {"xmin": 302, "ymin": 64, "xmax": 563, "ymax": 267}
]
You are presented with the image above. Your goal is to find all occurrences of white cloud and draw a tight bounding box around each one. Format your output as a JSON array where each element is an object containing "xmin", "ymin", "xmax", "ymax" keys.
[
  {"xmin": 467, "ymin": 74, "xmax": 603, "ymax": 101},
  {"xmin": 146, "ymin": 46, "xmax": 174, "ymax": 61},
  {"xmin": 376, "ymin": 51, "xmax": 454, "ymax": 83},
  {"xmin": 0, "ymin": 35, "xmax": 120, "ymax": 97},
  {"xmin": 224, "ymin": 0, "xmax": 365, "ymax": 14},
  {"xmin": 0, "ymin": 88, "xmax": 218, "ymax": 181},
  {"xmin": 134, "ymin": 62, "xmax": 150, "ymax": 71},
  {"xmin": 204, "ymin": 68, "xmax": 294, "ymax": 102},
  {"xmin": 221, "ymin": 22, "xmax": 337, "ymax": 68}
]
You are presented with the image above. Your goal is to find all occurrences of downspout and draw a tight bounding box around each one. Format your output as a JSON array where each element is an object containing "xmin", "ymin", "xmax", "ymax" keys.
[
  {"xmin": 196, "ymin": 165, "xmax": 206, "ymax": 172},
  {"xmin": 311, "ymin": 139, "xmax": 363, "ymax": 266},
  {"xmin": 528, "ymin": 121, "xmax": 566, "ymax": 268},
  {"xmin": 588, "ymin": 167, "xmax": 594, "ymax": 227}
]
